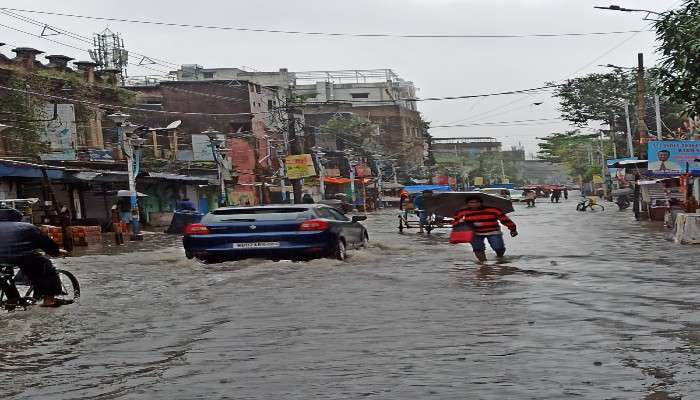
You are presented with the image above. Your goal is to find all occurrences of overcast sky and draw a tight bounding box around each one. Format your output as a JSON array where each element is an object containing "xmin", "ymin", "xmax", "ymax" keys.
[{"xmin": 0, "ymin": 0, "xmax": 677, "ymax": 157}]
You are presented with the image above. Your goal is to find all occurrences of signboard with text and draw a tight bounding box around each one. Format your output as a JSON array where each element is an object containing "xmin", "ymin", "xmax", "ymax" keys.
[
  {"xmin": 285, "ymin": 154, "xmax": 317, "ymax": 179},
  {"xmin": 647, "ymin": 141, "xmax": 700, "ymax": 176}
]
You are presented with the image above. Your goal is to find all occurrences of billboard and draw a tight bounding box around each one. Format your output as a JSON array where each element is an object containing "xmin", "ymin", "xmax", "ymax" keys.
[
  {"xmin": 647, "ymin": 141, "xmax": 700, "ymax": 176},
  {"xmin": 39, "ymin": 103, "xmax": 77, "ymax": 160},
  {"xmin": 285, "ymin": 154, "xmax": 316, "ymax": 179}
]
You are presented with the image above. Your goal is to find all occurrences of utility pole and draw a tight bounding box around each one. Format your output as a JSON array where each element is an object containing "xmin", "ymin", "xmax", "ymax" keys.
[
  {"xmin": 600, "ymin": 131, "xmax": 608, "ymax": 199},
  {"xmin": 654, "ymin": 94, "xmax": 663, "ymax": 140},
  {"xmin": 624, "ymin": 100, "xmax": 635, "ymax": 157},
  {"xmin": 287, "ymin": 106, "xmax": 303, "ymax": 204},
  {"xmin": 636, "ymin": 53, "xmax": 648, "ymax": 158}
]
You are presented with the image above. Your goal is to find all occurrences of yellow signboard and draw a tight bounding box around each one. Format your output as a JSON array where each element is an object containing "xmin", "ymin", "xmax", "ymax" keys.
[
  {"xmin": 473, "ymin": 177, "xmax": 484, "ymax": 186},
  {"xmin": 285, "ymin": 154, "xmax": 317, "ymax": 179},
  {"xmin": 592, "ymin": 175, "xmax": 604, "ymax": 184}
]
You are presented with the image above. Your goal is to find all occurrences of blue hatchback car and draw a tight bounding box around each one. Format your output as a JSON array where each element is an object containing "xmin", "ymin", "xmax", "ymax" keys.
[{"xmin": 183, "ymin": 204, "xmax": 369, "ymax": 263}]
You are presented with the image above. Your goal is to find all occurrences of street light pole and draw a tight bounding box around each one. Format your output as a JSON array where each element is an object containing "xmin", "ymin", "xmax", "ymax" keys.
[
  {"xmin": 124, "ymin": 132, "xmax": 145, "ymax": 240},
  {"xmin": 108, "ymin": 112, "xmax": 129, "ymax": 160}
]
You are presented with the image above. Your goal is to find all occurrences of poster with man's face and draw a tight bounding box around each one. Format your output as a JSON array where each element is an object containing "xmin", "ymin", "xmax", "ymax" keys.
[
  {"xmin": 647, "ymin": 141, "xmax": 700, "ymax": 176},
  {"xmin": 648, "ymin": 140, "xmax": 700, "ymax": 176}
]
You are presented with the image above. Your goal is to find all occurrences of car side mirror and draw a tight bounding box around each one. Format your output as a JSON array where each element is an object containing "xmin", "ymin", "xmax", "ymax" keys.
[{"xmin": 352, "ymin": 215, "xmax": 367, "ymax": 222}]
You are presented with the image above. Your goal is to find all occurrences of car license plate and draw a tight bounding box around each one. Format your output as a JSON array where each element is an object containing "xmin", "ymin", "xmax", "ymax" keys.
[{"xmin": 233, "ymin": 242, "xmax": 280, "ymax": 249}]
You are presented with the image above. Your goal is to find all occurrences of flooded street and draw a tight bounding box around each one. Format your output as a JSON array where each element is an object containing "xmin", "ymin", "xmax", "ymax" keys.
[{"xmin": 2, "ymin": 197, "xmax": 699, "ymax": 399}]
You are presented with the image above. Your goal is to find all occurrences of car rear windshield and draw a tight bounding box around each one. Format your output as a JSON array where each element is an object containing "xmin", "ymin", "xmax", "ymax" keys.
[{"xmin": 202, "ymin": 208, "xmax": 313, "ymax": 223}]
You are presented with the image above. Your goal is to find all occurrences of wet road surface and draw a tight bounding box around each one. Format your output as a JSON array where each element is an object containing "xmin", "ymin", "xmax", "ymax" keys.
[{"xmin": 1, "ymin": 196, "xmax": 699, "ymax": 399}]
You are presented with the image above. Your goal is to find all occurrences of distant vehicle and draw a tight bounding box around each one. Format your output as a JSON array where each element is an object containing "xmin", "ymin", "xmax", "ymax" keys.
[
  {"xmin": 182, "ymin": 204, "xmax": 369, "ymax": 263},
  {"xmin": 478, "ymin": 188, "xmax": 511, "ymax": 200},
  {"xmin": 508, "ymin": 189, "xmax": 524, "ymax": 202}
]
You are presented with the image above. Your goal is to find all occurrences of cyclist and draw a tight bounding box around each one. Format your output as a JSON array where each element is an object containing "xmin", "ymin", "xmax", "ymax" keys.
[{"xmin": 0, "ymin": 207, "xmax": 68, "ymax": 307}]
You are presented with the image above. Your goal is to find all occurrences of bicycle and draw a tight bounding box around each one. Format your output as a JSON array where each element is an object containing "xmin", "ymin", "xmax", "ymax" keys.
[
  {"xmin": 576, "ymin": 197, "xmax": 605, "ymax": 212},
  {"xmin": 0, "ymin": 264, "xmax": 80, "ymax": 311}
]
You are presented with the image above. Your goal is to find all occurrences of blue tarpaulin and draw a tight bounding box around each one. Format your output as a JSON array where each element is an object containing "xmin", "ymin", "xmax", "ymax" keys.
[
  {"xmin": 0, "ymin": 164, "xmax": 64, "ymax": 179},
  {"xmin": 402, "ymin": 185, "xmax": 451, "ymax": 193}
]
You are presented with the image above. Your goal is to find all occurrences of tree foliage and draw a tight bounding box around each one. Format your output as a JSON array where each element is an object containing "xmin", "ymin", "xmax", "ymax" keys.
[
  {"xmin": 537, "ymin": 130, "xmax": 612, "ymax": 182},
  {"xmin": 550, "ymin": 73, "xmax": 634, "ymax": 128},
  {"xmin": 654, "ymin": 0, "xmax": 700, "ymax": 113},
  {"xmin": 319, "ymin": 114, "xmax": 383, "ymax": 155}
]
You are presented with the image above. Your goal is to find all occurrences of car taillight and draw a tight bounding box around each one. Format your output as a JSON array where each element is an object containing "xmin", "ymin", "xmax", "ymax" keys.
[
  {"xmin": 299, "ymin": 219, "xmax": 329, "ymax": 231},
  {"xmin": 184, "ymin": 223, "xmax": 210, "ymax": 235}
]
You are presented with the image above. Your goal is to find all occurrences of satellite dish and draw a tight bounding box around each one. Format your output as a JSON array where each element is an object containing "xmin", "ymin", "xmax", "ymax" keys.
[{"xmin": 166, "ymin": 120, "xmax": 182, "ymax": 130}]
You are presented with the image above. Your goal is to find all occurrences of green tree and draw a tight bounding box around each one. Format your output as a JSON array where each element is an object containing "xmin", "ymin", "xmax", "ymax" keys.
[
  {"xmin": 550, "ymin": 72, "xmax": 634, "ymax": 130},
  {"xmin": 537, "ymin": 130, "xmax": 611, "ymax": 183},
  {"xmin": 654, "ymin": 0, "xmax": 700, "ymax": 113},
  {"xmin": 319, "ymin": 114, "xmax": 383, "ymax": 155}
]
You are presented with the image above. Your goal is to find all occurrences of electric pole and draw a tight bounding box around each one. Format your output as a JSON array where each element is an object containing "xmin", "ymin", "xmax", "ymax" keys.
[
  {"xmin": 636, "ymin": 53, "xmax": 648, "ymax": 158},
  {"xmin": 287, "ymin": 106, "xmax": 303, "ymax": 203}
]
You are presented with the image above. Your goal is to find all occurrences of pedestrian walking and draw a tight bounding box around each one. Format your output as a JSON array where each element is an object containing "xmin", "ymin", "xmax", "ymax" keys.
[
  {"xmin": 563, "ymin": 187, "xmax": 569, "ymax": 200},
  {"xmin": 452, "ymin": 196, "xmax": 518, "ymax": 262},
  {"xmin": 524, "ymin": 190, "xmax": 536, "ymax": 207},
  {"xmin": 551, "ymin": 189, "xmax": 562, "ymax": 203}
]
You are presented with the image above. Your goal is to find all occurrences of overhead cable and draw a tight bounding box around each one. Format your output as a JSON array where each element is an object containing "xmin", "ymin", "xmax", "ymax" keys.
[{"xmin": 0, "ymin": 7, "xmax": 651, "ymax": 39}]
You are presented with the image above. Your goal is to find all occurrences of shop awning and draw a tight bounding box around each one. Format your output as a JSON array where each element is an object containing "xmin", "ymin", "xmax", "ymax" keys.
[
  {"xmin": 0, "ymin": 159, "xmax": 65, "ymax": 179},
  {"xmin": 70, "ymin": 170, "xmax": 128, "ymax": 183},
  {"xmin": 147, "ymin": 172, "xmax": 210, "ymax": 184}
]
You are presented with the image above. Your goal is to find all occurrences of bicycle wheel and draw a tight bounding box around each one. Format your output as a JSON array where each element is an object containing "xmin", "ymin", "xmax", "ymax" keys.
[
  {"xmin": 28, "ymin": 270, "xmax": 81, "ymax": 301},
  {"xmin": 56, "ymin": 269, "xmax": 80, "ymax": 301},
  {"xmin": 589, "ymin": 204, "xmax": 605, "ymax": 212},
  {"xmin": 576, "ymin": 203, "xmax": 585, "ymax": 211}
]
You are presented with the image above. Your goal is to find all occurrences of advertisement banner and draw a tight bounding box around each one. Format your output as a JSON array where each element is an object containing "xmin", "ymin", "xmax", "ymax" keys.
[
  {"xmin": 647, "ymin": 141, "xmax": 700, "ymax": 176},
  {"xmin": 39, "ymin": 103, "xmax": 77, "ymax": 160},
  {"xmin": 285, "ymin": 154, "xmax": 317, "ymax": 179}
]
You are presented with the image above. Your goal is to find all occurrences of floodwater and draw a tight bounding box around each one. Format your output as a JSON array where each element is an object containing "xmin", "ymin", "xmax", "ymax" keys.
[{"xmin": 1, "ymin": 196, "xmax": 699, "ymax": 399}]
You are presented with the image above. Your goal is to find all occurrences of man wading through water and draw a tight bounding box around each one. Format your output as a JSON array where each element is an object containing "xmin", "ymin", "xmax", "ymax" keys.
[{"xmin": 453, "ymin": 196, "xmax": 518, "ymax": 262}]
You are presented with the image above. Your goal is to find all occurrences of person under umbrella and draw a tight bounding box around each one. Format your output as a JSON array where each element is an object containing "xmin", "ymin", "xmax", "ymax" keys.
[{"xmin": 452, "ymin": 195, "xmax": 518, "ymax": 262}]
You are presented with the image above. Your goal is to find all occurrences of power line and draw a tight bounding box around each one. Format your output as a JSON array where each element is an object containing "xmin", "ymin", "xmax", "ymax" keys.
[
  {"xmin": 0, "ymin": 8, "xmax": 180, "ymax": 68},
  {"xmin": 431, "ymin": 117, "xmax": 562, "ymax": 128},
  {"xmin": 0, "ymin": 7, "xmax": 652, "ymax": 39},
  {"xmin": 0, "ymin": 21, "xmax": 172, "ymax": 76},
  {"xmin": 0, "ymin": 10, "xmax": 178, "ymax": 75}
]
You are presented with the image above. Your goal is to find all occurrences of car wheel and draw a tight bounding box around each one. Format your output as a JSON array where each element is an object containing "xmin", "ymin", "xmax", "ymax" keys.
[
  {"xmin": 333, "ymin": 238, "xmax": 347, "ymax": 261},
  {"xmin": 360, "ymin": 232, "xmax": 369, "ymax": 248}
]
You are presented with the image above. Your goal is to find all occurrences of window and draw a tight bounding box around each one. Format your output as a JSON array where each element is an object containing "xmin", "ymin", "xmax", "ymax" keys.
[
  {"xmin": 204, "ymin": 207, "xmax": 313, "ymax": 222},
  {"xmin": 351, "ymin": 93, "xmax": 370, "ymax": 99},
  {"xmin": 328, "ymin": 208, "xmax": 349, "ymax": 221},
  {"xmin": 202, "ymin": 72, "xmax": 214, "ymax": 79},
  {"xmin": 315, "ymin": 207, "xmax": 335, "ymax": 220}
]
